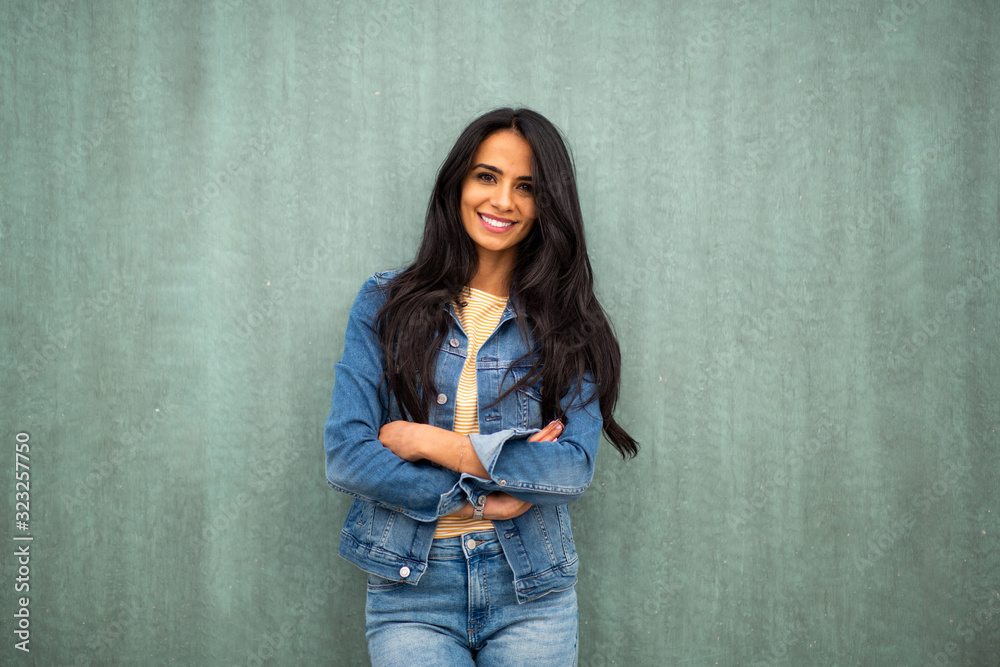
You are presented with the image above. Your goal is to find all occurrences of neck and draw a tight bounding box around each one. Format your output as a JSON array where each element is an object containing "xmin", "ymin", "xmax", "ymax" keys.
[{"xmin": 469, "ymin": 252, "xmax": 514, "ymax": 297}]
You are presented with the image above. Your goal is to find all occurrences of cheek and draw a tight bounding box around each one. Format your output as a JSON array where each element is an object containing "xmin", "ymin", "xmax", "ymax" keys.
[
  {"xmin": 463, "ymin": 178, "xmax": 488, "ymax": 199},
  {"xmin": 459, "ymin": 181, "xmax": 475, "ymax": 208},
  {"xmin": 461, "ymin": 193, "xmax": 479, "ymax": 221},
  {"xmin": 522, "ymin": 197, "xmax": 536, "ymax": 221}
]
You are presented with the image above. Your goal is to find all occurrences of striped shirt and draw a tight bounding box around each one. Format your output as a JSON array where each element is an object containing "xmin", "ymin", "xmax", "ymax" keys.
[{"xmin": 433, "ymin": 287, "xmax": 508, "ymax": 539}]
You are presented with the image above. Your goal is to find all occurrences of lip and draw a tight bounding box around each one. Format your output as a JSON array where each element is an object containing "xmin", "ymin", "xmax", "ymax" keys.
[{"xmin": 478, "ymin": 212, "xmax": 517, "ymax": 233}]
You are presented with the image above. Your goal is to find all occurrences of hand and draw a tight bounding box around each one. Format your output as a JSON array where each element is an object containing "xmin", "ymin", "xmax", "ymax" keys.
[
  {"xmin": 483, "ymin": 492, "xmax": 534, "ymax": 520},
  {"xmin": 528, "ymin": 419, "xmax": 563, "ymax": 443},
  {"xmin": 453, "ymin": 492, "xmax": 534, "ymax": 520},
  {"xmin": 470, "ymin": 421, "xmax": 559, "ymax": 518},
  {"xmin": 379, "ymin": 422, "xmax": 489, "ymax": 476},
  {"xmin": 378, "ymin": 421, "xmax": 424, "ymax": 462}
]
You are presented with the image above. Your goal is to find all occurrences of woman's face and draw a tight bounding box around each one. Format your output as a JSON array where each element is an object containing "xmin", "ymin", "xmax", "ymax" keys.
[{"xmin": 460, "ymin": 130, "xmax": 537, "ymax": 265}]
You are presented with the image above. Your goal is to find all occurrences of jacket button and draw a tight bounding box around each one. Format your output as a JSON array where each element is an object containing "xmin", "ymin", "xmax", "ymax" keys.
[
  {"xmin": 399, "ymin": 566, "xmax": 410, "ymax": 578},
  {"xmin": 436, "ymin": 393, "xmax": 447, "ymax": 404},
  {"xmin": 449, "ymin": 338, "xmax": 460, "ymax": 347}
]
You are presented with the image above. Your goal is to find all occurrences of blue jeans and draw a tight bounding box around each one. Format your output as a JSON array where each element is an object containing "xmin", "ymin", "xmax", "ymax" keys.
[{"xmin": 365, "ymin": 530, "xmax": 579, "ymax": 666}]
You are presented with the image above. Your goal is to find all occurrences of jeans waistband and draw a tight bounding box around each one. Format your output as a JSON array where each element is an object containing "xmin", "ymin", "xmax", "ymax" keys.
[{"xmin": 429, "ymin": 530, "xmax": 504, "ymax": 560}]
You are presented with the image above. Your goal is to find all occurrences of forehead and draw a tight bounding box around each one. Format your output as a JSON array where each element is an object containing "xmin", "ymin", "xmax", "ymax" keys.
[{"xmin": 471, "ymin": 130, "xmax": 533, "ymax": 172}]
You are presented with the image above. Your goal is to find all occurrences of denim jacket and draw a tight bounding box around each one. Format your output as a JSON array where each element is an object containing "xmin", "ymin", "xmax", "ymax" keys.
[{"xmin": 324, "ymin": 271, "xmax": 602, "ymax": 603}]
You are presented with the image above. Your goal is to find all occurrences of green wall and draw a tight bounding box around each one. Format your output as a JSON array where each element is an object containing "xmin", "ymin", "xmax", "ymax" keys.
[{"xmin": 2, "ymin": 1, "xmax": 998, "ymax": 665}]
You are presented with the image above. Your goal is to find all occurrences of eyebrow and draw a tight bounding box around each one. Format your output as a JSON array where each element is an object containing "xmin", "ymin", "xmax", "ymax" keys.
[{"xmin": 471, "ymin": 163, "xmax": 532, "ymax": 182}]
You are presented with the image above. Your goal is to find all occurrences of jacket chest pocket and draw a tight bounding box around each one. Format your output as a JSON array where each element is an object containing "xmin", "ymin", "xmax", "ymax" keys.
[
  {"xmin": 515, "ymin": 383, "xmax": 543, "ymax": 430},
  {"xmin": 508, "ymin": 365, "xmax": 543, "ymax": 430},
  {"xmin": 472, "ymin": 363, "xmax": 541, "ymax": 432}
]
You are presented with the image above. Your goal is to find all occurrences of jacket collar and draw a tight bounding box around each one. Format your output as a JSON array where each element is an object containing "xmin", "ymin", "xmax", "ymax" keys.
[{"xmin": 445, "ymin": 289, "xmax": 520, "ymax": 327}]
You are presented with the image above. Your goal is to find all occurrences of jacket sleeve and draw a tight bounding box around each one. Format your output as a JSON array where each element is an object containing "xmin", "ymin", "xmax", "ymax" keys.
[
  {"xmin": 465, "ymin": 374, "xmax": 602, "ymax": 505},
  {"xmin": 324, "ymin": 273, "xmax": 470, "ymax": 522}
]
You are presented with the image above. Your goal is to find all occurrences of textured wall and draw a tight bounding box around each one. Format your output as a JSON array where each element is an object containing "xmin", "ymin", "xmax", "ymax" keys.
[{"xmin": 1, "ymin": 1, "xmax": 998, "ymax": 665}]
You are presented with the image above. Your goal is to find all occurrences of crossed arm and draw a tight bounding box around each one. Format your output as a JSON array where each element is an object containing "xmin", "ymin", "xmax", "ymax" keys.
[
  {"xmin": 378, "ymin": 419, "xmax": 565, "ymax": 520},
  {"xmin": 326, "ymin": 274, "xmax": 599, "ymax": 522}
]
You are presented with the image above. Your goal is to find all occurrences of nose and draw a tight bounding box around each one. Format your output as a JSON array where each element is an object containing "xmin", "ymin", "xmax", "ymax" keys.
[{"xmin": 490, "ymin": 183, "xmax": 514, "ymax": 210}]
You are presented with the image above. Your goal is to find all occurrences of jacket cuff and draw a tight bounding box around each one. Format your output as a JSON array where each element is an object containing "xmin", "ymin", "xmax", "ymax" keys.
[
  {"xmin": 432, "ymin": 476, "xmax": 472, "ymax": 520},
  {"xmin": 467, "ymin": 428, "xmax": 538, "ymax": 478}
]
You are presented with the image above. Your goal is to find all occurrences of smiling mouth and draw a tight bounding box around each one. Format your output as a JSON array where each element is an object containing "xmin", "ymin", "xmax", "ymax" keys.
[{"xmin": 478, "ymin": 212, "xmax": 515, "ymax": 230}]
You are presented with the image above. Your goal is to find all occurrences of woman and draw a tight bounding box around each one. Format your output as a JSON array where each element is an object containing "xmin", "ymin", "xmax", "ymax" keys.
[{"xmin": 324, "ymin": 107, "xmax": 637, "ymax": 666}]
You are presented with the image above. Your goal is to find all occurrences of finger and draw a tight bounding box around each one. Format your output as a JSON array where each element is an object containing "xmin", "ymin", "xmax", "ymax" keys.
[
  {"xmin": 527, "ymin": 429, "xmax": 551, "ymax": 443},
  {"xmin": 528, "ymin": 421, "xmax": 558, "ymax": 442},
  {"xmin": 528, "ymin": 419, "xmax": 564, "ymax": 442}
]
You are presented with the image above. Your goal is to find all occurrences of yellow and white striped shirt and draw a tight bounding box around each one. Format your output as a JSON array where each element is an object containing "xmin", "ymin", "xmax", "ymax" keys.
[{"xmin": 433, "ymin": 287, "xmax": 508, "ymax": 539}]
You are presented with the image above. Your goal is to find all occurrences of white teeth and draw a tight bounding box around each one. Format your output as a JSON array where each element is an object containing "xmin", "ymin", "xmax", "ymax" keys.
[{"xmin": 480, "ymin": 213, "xmax": 513, "ymax": 228}]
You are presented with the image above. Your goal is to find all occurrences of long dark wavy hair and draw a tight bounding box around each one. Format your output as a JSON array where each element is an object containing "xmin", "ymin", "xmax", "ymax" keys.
[{"xmin": 375, "ymin": 107, "xmax": 638, "ymax": 458}]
